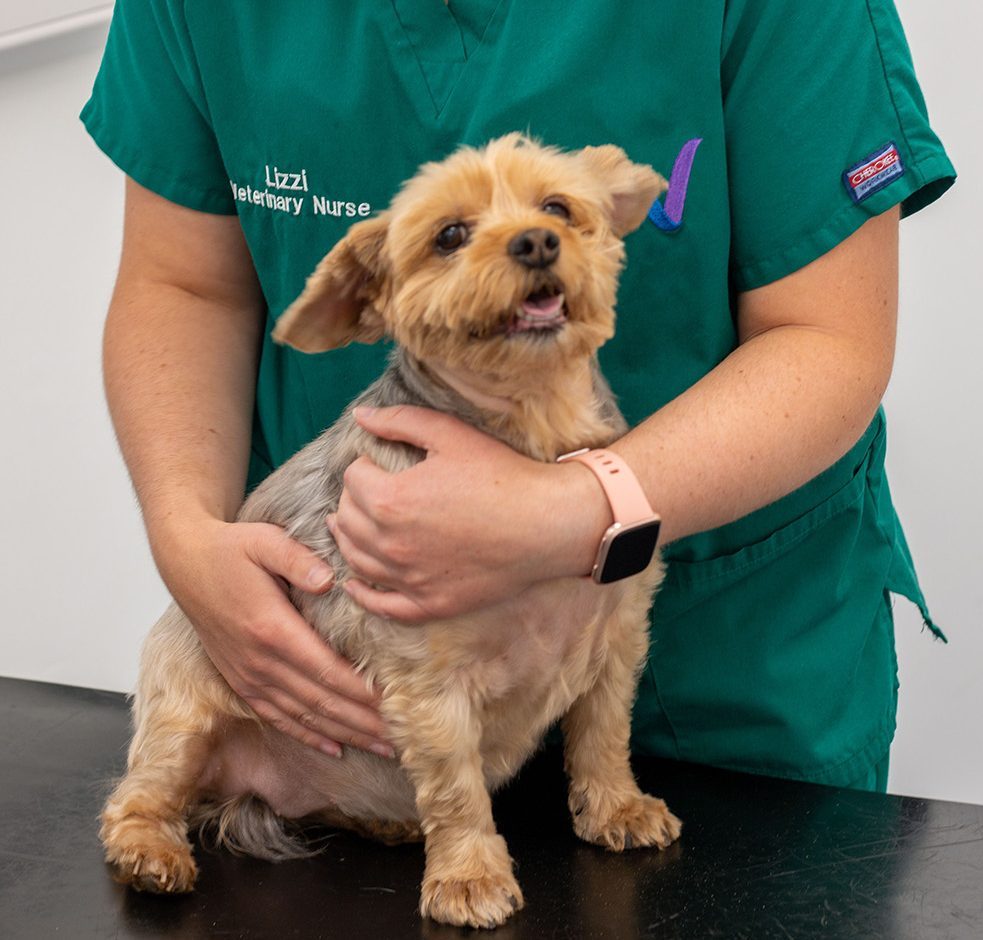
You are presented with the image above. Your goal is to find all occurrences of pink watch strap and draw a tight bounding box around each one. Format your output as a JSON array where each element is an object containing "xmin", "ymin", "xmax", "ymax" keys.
[{"xmin": 557, "ymin": 448, "xmax": 655, "ymax": 523}]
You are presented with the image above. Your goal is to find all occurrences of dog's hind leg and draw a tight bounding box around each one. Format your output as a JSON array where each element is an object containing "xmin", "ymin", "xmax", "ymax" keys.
[
  {"xmin": 384, "ymin": 682, "xmax": 524, "ymax": 929},
  {"xmin": 100, "ymin": 605, "xmax": 235, "ymax": 893},
  {"xmin": 561, "ymin": 586, "xmax": 682, "ymax": 852}
]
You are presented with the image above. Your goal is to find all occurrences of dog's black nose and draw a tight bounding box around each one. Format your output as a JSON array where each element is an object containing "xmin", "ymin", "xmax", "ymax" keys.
[{"xmin": 508, "ymin": 228, "xmax": 560, "ymax": 269}]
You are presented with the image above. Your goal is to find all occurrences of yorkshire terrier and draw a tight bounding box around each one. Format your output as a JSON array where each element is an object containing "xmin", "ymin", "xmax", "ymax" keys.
[{"xmin": 100, "ymin": 134, "xmax": 681, "ymax": 929}]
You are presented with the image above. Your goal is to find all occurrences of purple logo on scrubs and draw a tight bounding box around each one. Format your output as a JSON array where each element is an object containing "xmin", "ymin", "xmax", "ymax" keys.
[{"xmin": 648, "ymin": 138, "xmax": 703, "ymax": 232}]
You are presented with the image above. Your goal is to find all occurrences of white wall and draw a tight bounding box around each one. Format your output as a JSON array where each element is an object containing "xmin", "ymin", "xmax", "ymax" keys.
[
  {"xmin": 0, "ymin": 6, "xmax": 980, "ymax": 804},
  {"xmin": 0, "ymin": 22, "xmax": 170, "ymax": 693},
  {"xmin": 882, "ymin": 2, "xmax": 983, "ymax": 805},
  {"xmin": 0, "ymin": 3, "xmax": 113, "ymax": 50}
]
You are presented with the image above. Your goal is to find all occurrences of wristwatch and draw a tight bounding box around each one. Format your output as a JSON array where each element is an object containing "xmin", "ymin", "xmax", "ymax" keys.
[{"xmin": 557, "ymin": 448, "xmax": 662, "ymax": 584}]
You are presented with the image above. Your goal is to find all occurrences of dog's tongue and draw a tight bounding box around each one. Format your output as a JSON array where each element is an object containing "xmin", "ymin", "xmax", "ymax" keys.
[
  {"xmin": 519, "ymin": 293, "xmax": 564, "ymax": 319},
  {"xmin": 509, "ymin": 290, "xmax": 567, "ymax": 334}
]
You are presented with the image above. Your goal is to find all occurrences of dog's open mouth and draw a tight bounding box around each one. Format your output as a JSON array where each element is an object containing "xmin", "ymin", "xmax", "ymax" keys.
[{"xmin": 507, "ymin": 286, "xmax": 568, "ymax": 336}]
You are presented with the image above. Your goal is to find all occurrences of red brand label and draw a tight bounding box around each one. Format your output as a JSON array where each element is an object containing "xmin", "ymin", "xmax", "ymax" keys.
[{"xmin": 844, "ymin": 143, "xmax": 905, "ymax": 203}]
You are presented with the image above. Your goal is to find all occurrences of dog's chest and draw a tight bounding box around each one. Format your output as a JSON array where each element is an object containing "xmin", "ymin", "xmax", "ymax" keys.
[{"xmin": 428, "ymin": 576, "xmax": 623, "ymax": 706}]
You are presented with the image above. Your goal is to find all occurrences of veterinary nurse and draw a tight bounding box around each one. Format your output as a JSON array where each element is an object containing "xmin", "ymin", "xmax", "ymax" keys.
[{"xmin": 83, "ymin": 1, "xmax": 954, "ymax": 790}]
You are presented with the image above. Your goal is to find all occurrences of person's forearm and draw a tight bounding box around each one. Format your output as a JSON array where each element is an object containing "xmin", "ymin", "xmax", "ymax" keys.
[
  {"xmin": 103, "ymin": 181, "xmax": 388, "ymax": 756},
  {"xmin": 607, "ymin": 210, "xmax": 898, "ymax": 548},
  {"xmin": 103, "ymin": 277, "xmax": 262, "ymax": 549},
  {"xmin": 609, "ymin": 323, "xmax": 891, "ymax": 546}
]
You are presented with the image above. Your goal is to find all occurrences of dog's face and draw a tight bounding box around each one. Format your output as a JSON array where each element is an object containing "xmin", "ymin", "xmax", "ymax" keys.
[{"xmin": 274, "ymin": 135, "xmax": 665, "ymax": 386}]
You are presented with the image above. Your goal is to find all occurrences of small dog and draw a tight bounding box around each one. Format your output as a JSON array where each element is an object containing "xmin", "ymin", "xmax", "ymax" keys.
[{"xmin": 100, "ymin": 135, "xmax": 681, "ymax": 929}]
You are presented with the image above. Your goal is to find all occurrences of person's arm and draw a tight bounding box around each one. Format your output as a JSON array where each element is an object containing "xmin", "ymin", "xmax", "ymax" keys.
[
  {"xmin": 105, "ymin": 178, "xmax": 392, "ymax": 758},
  {"xmin": 330, "ymin": 208, "xmax": 899, "ymax": 622},
  {"xmin": 614, "ymin": 205, "xmax": 898, "ymax": 543}
]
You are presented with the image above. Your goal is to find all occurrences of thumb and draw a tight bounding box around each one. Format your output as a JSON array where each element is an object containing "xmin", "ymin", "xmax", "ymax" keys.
[
  {"xmin": 353, "ymin": 404, "xmax": 463, "ymax": 453},
  {"xmin": 247, "ymin": 524, "xmax": 335, "ymax": 594}
]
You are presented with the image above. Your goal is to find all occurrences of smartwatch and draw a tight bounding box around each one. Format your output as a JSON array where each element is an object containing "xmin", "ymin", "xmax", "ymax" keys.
[{"xmin": 557, "ymin": 448, "xmax": 661, "ymax": 584}]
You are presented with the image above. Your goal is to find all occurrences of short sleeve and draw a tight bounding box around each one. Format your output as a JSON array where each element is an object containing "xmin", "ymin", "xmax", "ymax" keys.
[
  {"xmin": 80, "ymin": 0, "xmax": 236, "ymax": 215},
  {"xmin": 722, "ymin": 0, "xmax": 956, "ymax": 291}
]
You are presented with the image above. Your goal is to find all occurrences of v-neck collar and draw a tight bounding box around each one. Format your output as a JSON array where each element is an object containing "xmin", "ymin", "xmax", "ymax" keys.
[
  {"xmin": 389, "ymin": 0, "xmax": 501, "ymax": 117},
  {"xmin": 448, "ymin": 0, "xmax": 501, "ymax": 56}
]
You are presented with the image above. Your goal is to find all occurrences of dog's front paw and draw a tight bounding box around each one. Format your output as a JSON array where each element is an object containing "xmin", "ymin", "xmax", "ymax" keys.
[
  {"xmin": 106, "ymin": 839, "xmax": 198, "ymax": 893},
  {"xmin": 102, "ymin": 813, "xmax": 198, "ymax": 893},
  {"xmin": 107, "ymin": 846, "xmax": 198, "ymax": 894},
  {"xmin": 571, "ymin": 789, "xmax": 681, "ymax": 852},
  {"xmin": 421, "ymin": 871, "xmax": 524, "ymax": 929}
]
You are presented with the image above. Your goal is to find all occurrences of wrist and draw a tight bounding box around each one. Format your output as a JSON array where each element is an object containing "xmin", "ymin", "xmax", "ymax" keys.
[
  {"xmin": 549, "ymin": 460, "xmax": 615, "ymax": 579},
  {"xmin": 561, "ymin": 448, "xmax": 663, "ymax": 583},
  {"xmin": 145, "ymin": 504, "xmax": 229, "ymax": 578}
]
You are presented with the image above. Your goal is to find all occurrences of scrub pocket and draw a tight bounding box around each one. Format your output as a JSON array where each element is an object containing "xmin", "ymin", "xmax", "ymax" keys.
[{"xmin": 635, "ymin": 421, "xmax": 902, "ymax": 788}]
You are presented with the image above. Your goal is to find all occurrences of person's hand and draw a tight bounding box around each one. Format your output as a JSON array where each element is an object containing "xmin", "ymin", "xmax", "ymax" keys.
[
  {"xmin": 152, "ymin": 516, "xmax": 394, "ymax": 758},
  {"xmin": 326, "ymin": 406, "xmax": 611, "ymax": 623}
]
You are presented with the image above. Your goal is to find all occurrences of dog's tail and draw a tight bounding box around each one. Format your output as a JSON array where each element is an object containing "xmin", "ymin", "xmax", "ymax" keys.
[{"xmin": 189, "ymin": 795, "xmax": 325, "ymax": 861}]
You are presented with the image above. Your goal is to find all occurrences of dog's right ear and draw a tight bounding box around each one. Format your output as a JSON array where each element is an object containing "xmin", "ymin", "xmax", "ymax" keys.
[{"xmin": 272, "ymin": 214, "xmax": 391, "ymax": 353}]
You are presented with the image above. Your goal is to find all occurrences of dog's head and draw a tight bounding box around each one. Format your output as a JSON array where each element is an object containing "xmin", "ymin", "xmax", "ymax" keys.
[{"xmin": 273, "ymin": 135, "xmax": 665, "ymax": 385}]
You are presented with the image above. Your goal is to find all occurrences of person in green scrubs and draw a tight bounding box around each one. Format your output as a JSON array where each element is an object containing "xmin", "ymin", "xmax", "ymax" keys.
[{"xmin": 83, "ymin": 1, "xmax": 954, "ymax": 791}]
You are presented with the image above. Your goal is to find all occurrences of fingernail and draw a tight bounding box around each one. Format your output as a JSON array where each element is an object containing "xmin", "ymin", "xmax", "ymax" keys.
[
  {"xmin": 320, "ymin": 741, "xmax": 343, "ymax": 758},
  {"xmin": 370, "ymin": 742, "xmax": 397, "ymax": 759},
  {"xmin": 308, "ymin": 564, "xmax": 334, "ymax": 589},
  {"xmin": 353, "ymin": 406, "xmax": 376, "ymax": 419}
]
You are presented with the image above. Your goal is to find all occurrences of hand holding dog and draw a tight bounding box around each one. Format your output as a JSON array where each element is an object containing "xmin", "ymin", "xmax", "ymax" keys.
[
  {"xmin": 328, "ymin": 404, "xmax": 612, "ymax": 623},
  {"xmin": 154, "ymin": 515, "xmax": 393, "ymax": 757}
]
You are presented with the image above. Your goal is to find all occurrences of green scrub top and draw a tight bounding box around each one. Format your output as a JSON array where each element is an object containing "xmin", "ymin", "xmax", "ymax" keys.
[{"xmin": 82, "ymin": 0, "xmax": 955, "ymax": 790}]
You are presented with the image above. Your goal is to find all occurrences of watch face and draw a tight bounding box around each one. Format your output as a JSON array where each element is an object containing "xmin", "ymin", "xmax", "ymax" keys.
[{"xmin": 595, "ymin": 519, "xmax": 661, "ymax": 584}]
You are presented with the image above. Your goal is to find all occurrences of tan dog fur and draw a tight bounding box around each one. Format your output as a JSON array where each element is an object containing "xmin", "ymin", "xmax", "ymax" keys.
[{"xmin": 100, "ymin": 135, "xmax": 681, "ymax": 929}]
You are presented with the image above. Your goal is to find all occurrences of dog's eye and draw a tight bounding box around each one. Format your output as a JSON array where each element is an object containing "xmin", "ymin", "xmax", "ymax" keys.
[
  {"xmin": 541, "ymin": 199, "xmax": 572, "ymax": 222},
  {"xmin": 435, "ymin": 223, "xmax": 469, "ymax": 254}
]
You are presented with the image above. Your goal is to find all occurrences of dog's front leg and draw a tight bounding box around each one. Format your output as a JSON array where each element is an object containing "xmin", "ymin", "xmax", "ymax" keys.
[
  {"xmin": 100, "ymin": 606, "xmax": 240, "ymax": 892},
  {"xmin": 385, "ymin": 683, "xmax": 523, "ymax": 929},
  {"xmin": 100, "ymin": 700, "xmax": 213, "ymax": 893},
  {"xmin": 561, "ymin": 591, "xmax": 681, "ymax": 852}
]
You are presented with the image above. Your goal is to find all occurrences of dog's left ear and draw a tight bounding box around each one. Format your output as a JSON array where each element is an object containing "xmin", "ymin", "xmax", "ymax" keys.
[
  {"xmin": 577, "ymin": 145, "xmax": 667, "ymax": 237},
  {"xmin": 273, "ymin": 214, "xmax": 391, "ymax": 353}
]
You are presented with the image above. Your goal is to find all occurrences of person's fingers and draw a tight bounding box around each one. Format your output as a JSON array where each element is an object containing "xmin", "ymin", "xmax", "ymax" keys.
[
  {"xmin": 342, "ymin": 578, "xmax": 436, "ymax": 624},
  {"xmin": 326, "ymin": 511, "xmax": 403, "ymax": 587},
  {"xmin": 285, "ymin": 669, "xmax": 394, "ymax": 754},
  {"xmin": 238, "ymin": 691, "xmax": 344, "ymax": 757},
  {"xmin": 267, "ymin": 603, "xmax": 383, "ymax": 710},
  {"xmin": 340, "ymin": 455, "xmax": 402, "ymax": 516},
  {"xmin": 245, "ymin": 524, "xmax": 335, "ymax": 593},
  {"xmin": 352, "ymin": 404, "xmax": 461, "ymax": 452},
  {"xmin": 238, "ymin": 639, "xmax": 394, "ymax": 757}
]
